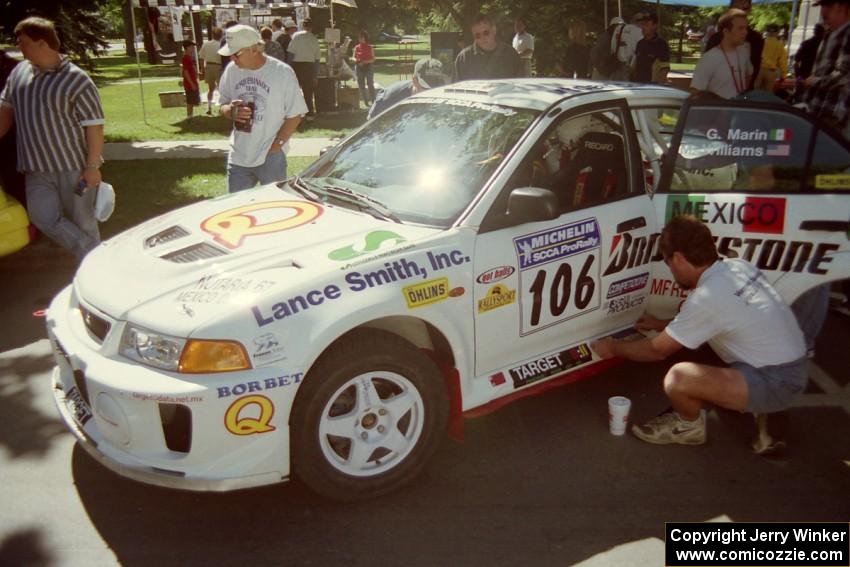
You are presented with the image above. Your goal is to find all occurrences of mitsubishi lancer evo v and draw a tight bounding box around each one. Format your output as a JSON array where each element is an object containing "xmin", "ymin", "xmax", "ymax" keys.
[{"xmin": 47, "ymin": 80, "xmax": 850, "ymax": 500}]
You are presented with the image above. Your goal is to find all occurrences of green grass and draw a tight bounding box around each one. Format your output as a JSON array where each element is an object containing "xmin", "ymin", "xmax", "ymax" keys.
[
  {"xmin": 99, "ymin": 155, "xmax": 315, "ymax": 238},
  {"xmin": 96, "ymin": 50, "xmax": 370, "ymax": 142}
]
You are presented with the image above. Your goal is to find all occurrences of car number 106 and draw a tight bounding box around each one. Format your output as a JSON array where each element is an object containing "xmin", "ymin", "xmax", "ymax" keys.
[{"xmin": 520, "ymin": 253, "xmax": 599, "ymax": 335}]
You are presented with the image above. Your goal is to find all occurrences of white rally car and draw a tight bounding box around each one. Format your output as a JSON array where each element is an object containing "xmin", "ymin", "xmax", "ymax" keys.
[{"xmin": 47, "ymin": 80, "xmax": 850, "ymax": 500}]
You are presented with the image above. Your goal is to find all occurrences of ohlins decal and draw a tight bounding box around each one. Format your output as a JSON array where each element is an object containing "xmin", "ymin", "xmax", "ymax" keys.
[{"xmin": 202, "ymin": 201, "xmax": 323, "ymax": 249}]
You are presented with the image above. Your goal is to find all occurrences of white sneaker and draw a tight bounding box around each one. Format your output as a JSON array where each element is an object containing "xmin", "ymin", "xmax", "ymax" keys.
[{"xmin": 632, "ymin": 410, "xmax": 706, "ymax": 445}]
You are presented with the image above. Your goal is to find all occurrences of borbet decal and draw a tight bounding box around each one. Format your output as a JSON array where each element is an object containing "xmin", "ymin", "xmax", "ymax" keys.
[
  {"xmin": 664, "ymin": 195, "xmax": 786, "ymax": 235},
  {"xmin": 506, "ymin": 344, "xmax": 593, "ymax": 388},
  {"xmin": 202, "ymin": 201, "xmax": 323, "ymax": 249}
]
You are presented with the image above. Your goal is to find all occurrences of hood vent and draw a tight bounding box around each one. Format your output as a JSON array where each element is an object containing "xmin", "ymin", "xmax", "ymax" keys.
[
  {"xmin": 162, "ymin": 242, "xmax": 229, "ymax": 263},
  {"xmin": 145, "ymin": 225, "xmax": 190, "ymax": 249}
]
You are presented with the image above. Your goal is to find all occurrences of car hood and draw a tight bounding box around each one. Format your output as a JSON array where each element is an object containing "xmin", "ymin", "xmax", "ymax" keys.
[{"xmin": 75, "ymin": 185, "xmax": 436, "ymax": 333}]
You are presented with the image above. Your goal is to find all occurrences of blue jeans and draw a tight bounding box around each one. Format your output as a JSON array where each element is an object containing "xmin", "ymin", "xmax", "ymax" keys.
[
  {"xmin": 356, "ymin": 63, "xmax": 376, "ymax": 105},
  {"xmin": 227, "ymin": 150, "xmax": 287, "ymax": 193},
  {"xmin": 25, "ymin": 170, "xmax": 100, "ymax": 260}
]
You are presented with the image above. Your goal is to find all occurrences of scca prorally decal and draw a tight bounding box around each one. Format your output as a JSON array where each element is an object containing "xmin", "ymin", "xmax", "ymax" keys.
[
  {"xmin": 404, "ymin": 277, "xmax": 449, "ymax": 309},
  {"xmin": 477, "ymin": 284, "xmax": 516, "ymax": 313},
  {"xmin": 476, "ymin": 265, "xmax": 515, "ymax": 285},
  {"xmin": 505, "ymin": 344, "xmax": 593, "ymax": 388},
  {"xmin": 514, "ymin": 219, "xmax": 600, "ymax": 270},
  {"xmin": 328, "ymin": 230, "xmax": 407, "ymax": 261},
  {"xmin": 251, "ymin": 249, "xmax": 471, "ymax": 326},
  {"xmin": 202, "ymin": 201, "xmax": 323, "ymax": 249},
  {"xmin": 606, "ymin": 272, "xmax": 649, "ymax": 299},
  {"xmin": 224, "ymin": 395, "xmax": 276, "ymax": 435},
  {"xmin": 218, "ymin": 374, "xmax": 303, "ymax": 398},
  {"xmin": 665, "ymin": 195, "xmax": 786, "ymax": 235}
]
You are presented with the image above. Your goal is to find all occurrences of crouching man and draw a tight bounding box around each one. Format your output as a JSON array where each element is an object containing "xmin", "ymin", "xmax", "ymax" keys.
[{"xmin": 591, "ymin": 216, "xmax": 807, "ymax": 453}]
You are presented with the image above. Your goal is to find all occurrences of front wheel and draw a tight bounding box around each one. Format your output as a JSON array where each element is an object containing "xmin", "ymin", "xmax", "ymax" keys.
[{"xmin": 291, "ymin": 329, "xmax": 448, "ymax": 501}]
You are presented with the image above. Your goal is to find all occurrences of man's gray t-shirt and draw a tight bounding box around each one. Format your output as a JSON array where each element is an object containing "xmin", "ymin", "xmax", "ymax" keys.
[{"xmin": 691, "ymin": 45, "xmax": 752, "ymax": 99}]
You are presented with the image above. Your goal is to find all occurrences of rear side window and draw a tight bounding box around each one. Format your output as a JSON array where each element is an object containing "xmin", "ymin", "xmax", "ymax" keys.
[{"xmin": 669, "ymin": 106, "xmax": 812, "ymax": 193}]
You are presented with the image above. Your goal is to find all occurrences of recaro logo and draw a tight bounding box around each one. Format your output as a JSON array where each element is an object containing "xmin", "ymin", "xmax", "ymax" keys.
[{"xmin": 585, "ymin": 141, "xmax": 614, "ymax": 151}]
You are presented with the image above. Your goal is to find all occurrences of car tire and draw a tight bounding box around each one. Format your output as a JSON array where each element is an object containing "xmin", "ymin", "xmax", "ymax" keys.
[{"xmin": 291, "ymin": 328, "xmax": 448, "ymax": 501}]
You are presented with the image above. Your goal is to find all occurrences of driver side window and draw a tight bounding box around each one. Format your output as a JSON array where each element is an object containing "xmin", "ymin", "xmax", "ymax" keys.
[{"xmin": 513, "ymin": 109, "xmax": 632, "ymax": 213}]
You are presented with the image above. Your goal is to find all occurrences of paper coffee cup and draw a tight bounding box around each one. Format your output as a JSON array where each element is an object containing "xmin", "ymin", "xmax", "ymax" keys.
[{"xmin": 608, "ymin": 396, "xmax": 631, "ymax": 436}]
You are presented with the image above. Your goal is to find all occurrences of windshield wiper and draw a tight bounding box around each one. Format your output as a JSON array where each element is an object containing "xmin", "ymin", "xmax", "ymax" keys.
[
  {"xmin": 287, "ymin": 175, "xmax": 321, "ymax": 202},
  {"xmin": 321, "ymin": 184, "xmax": 403, "ymax": 224}
]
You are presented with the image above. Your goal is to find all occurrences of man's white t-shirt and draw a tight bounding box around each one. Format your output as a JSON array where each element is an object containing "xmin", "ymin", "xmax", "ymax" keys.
[
  {"xmin": 199, "ymin": 39, "xmax": 221, "ymax": 65},
  {"xmin": 512, "ymin": 32, "xmax": 534, "ymax": 59},
  {"xmin": 691, "ymin": 44, "xmax": 752, "ymax": 99},
  {"xmin": 611, "ymin": 24, "xmax": 643, "ymax": 66},
  {"xmin": 665, "ymin": 259, "xmax": 805, "ymax": 367},
  {"xmin": 287, "ymin": 30, "xmax": 320, "ymax": 63},
  {"xmin": 218, "ymin": 57, "xmax": 309, "ymax": 167}
]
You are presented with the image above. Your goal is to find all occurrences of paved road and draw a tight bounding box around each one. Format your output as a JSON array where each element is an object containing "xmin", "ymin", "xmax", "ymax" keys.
[{"xmin": 0, "ymin": 244, "xmax": 848, "ymax": 567}]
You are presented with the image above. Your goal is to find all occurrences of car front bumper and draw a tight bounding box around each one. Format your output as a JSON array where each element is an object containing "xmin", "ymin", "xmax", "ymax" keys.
[{"xmin": 47, "ymin": 285, "xmax": 295, "ymax": 492}]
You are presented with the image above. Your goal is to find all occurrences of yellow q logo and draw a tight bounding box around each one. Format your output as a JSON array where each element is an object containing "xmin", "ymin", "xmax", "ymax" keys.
[
  {"xmin": 224, "ymin": 395, "xmax": 276, "ymax": 435},
  {"xmin": 202, "ymin": 201, "xmax": 323, "ymax": 249}
]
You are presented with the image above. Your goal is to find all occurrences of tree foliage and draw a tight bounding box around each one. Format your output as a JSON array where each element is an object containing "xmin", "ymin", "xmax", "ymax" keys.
[{"xmin": 0, "ymin": 0, "xmax": 110, "ymax": 71}]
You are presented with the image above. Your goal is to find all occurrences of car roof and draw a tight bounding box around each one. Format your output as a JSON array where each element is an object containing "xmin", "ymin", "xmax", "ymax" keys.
[{"xmin": 413, "ymin": 78, "xmax": 689, "ymax": 112}]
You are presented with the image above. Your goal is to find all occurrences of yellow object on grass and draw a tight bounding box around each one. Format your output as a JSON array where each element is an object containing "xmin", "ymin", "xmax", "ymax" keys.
[{"xmin": 0, "ymin": 189, "xmax": 31, "ymax": 257}]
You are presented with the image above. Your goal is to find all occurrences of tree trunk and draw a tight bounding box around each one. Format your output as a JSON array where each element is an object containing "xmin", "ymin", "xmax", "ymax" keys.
[{"xmin": 123, "ymin": 0, "xmax": 136, "ymax": 57}]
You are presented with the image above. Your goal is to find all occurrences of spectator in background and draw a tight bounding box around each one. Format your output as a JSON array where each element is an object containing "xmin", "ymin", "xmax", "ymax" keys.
[
  {"xmin": 794, "ymin": 23, "xmax": 825, "ymax": 83},
  {"xmin": 218, "ymin": 25, "xmax": 307, "ymax": 192},
  {"xmin": 454, "ymin": 13, "xmax": 522, "ymax": 81},
  {"xmin": 199, "ymin": 27, "xmax": 222, "ymax": 115},
  {"xmin": 704, "ymin": 0, "xmax": 763, "ymax": 90},
  {"xmin": 0, "ymin": 50, "xmax": 25, "ymax": 209},
  {"xmin": 0, "ymin": 17, "xmax": 104, "ymax": 261},
  {"xmin": 754, "ymin": 23, "xmax": 787, "ymax": 92},
  {"xmin": 368, "ymin": 58, "xmax": 447, "ymax": 120},
  {"xmin": 181, "ymin": 40, "xmax": 200, "ymax": 120},
  {"xmin": 591, "ymin": 15, "xmax": 642, "ymax": 81},
  {"xmin": 802, "ymin": 0, "xmax": 850, "ymax": 139},
  {"xmin": 271, "ymin": 19, "xmax": 284, "ymax": 42},
  {"xmin": 288, "ymin": 18, "xmax": 321, "ymax": 116},
  {"xmin": 691, "ymin": 9, "xmax": 753, "ymax": 99},
  {"xmin": 634, "ymin": 12, "xmax": 670, "ymax": 84},
  {"xmin": 260, "ymin": 26, "xmax": 287, "ymax": 62},
  {"xmin": 556, "ymin": 19, "xmax": 591, "ymax": 79},
  {"xmin": 512, "ymin": 18, "xmax": 535, "ymax": 77},
  {"xmin": 354, "ymin": 30, "xmax": 377, "ymax": 107},
  {"xmin": 276, "ymin": 18, "xmax": 298, "ymax": 59}
]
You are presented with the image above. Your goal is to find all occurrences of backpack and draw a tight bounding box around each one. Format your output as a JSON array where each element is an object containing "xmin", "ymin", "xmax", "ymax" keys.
[{"xmin": 591, "ymin": 24, "xmax": 624, "ymax": 76}]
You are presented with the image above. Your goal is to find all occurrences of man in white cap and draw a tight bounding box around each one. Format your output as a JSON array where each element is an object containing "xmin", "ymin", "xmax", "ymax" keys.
[
  {"xmin": 276, "ymin": 17, "xmax": 298, "ymax": 60},
  {"xmin": 218, "ymin": 24, "xmax": 308, "ymax": 193}
]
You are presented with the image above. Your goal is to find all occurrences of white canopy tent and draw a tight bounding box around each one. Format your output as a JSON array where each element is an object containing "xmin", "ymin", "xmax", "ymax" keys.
[{"xmin": 128, "ymin": 0, "xmax": 358, "ymax": 122}]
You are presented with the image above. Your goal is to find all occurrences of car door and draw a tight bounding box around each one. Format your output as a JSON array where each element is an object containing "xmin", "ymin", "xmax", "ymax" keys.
[
  {"xmin": 650, "ymin": 99, "xmax": 850, "ymax": 318},
  {"xmin": 472, "ymin": 100, "xmax": 657, "ymax": 389}
]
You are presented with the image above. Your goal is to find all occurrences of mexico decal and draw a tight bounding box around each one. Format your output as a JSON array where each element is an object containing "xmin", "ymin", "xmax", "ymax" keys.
[
  {"xmin": 665, "ymin": 195, "xmax": 786, "ymax": 235},
  {"xmin": 202, "ymin": 201, "xmax": 323, "ymax": 249},
  {"xmin": 514, "ymin": 218, "xmax": 601, "ymax": 336}
]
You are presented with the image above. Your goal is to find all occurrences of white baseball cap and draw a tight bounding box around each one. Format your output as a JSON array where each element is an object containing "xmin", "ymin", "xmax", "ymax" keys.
[
  {"xmin": 218, "ymin": 25, "xmax": 262, "ymax": 56},
  {"xmin": 283, "ymin": 17, "xmax": 297, "ymax": 29},
  {"xmin": 609, "ymin": 16, "xmax": 625, "ymax": 26}
]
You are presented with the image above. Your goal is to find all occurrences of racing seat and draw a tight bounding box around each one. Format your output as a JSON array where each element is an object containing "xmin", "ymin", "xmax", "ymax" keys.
[{"xmin": 551, "ymin": 131, "xmax": 627, "ymax": 211}]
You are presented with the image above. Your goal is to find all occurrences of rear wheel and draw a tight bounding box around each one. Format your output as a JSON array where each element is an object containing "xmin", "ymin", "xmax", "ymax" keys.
[{"xmin": 292, "ymin": 329, "xmax": 448, "ymax": 501}]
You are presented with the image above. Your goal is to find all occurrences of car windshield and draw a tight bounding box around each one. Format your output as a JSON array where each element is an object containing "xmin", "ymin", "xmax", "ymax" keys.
[{"xmin": 300, "ymin": 98, "xmax": 540, "ymax": 227}]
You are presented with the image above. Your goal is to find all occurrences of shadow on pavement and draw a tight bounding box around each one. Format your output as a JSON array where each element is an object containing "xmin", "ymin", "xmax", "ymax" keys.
[
  {"xmin": 69, "ymin": 352, "xmax": 850, "ymax": 567},
  {"xmin": 0, "ymin": 350, "xmax": 66, "ymax": 459},
  {"xmin": 0, "ymin": 528, "xmax": 55, "ymax": 567}
]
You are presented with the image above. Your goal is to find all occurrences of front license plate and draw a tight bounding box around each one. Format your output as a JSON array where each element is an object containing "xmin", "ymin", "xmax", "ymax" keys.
[{"xmin": 66, "ymin": 386, "xmax": 92, "ymax": 426}]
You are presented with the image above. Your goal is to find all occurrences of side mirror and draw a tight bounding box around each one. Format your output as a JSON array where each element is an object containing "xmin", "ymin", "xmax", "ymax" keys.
[
  {"xmin": 319, "ymin": 146, "xmax": 332, "ymax": 156},
  {"xmin": 506, "ymin": 187, "xmax": 560, "ymax": 225}
]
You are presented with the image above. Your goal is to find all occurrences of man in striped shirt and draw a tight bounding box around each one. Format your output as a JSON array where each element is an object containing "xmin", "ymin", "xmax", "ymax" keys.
[{"xmin": 0, "ymin": 17, "xmax": 104, "ymax": 260}]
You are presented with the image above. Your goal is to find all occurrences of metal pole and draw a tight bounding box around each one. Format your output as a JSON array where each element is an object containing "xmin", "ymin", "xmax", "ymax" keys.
[
  {"xmin": 604, "ymin": 0, "xmax": 608, "ymax": 27},
  {"xmin": 129, "ymin": 3, "xmax": 148, "ymax": 125},
  {"xmin": 189, "ymin": 6, "xmax": 199, "ymax": 77},
  {"xmin": 618, "ymin": 0, "xmax": 622, "ymax": 18}
]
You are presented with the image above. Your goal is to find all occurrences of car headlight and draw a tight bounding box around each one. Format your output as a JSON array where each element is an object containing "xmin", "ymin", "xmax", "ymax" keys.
[{"xmin": 119, "ymin": 325, "xmax": 250, "ymax": 373}]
